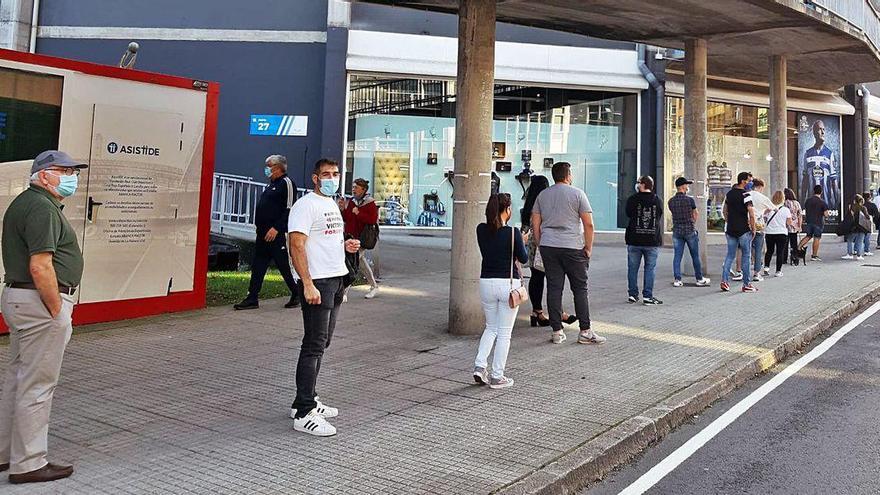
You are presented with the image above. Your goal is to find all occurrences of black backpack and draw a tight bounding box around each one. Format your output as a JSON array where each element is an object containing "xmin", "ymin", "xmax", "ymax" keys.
[{"xmin": 360, "ymin": 224, "xmax": 379, "ymax": 250}]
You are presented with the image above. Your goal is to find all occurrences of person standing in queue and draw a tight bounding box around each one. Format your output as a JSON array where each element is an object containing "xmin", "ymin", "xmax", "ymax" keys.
[
  {"xmin": 0, "ymin": 151, "xmax": 88, "ymax": 484},
  {"xmin": 234, "ymin": 155, "xmax": 300, "ymax": 310},
  {"xmin": 288, "ymin": 159, "xmax": 360, "ymax": 437}
]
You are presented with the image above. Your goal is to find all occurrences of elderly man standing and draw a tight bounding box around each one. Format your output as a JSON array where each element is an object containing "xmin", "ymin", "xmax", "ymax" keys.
[
  {"xmin": 0, "ymin": 150, "xmax": 87, "ymax": 484},
  {"xmin": 234, "ymin": 155, "xmax": 300, "ymax": 310}
]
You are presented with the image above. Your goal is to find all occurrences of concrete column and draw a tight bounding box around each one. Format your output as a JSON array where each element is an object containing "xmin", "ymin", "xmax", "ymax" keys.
[
  {"xmin": 769, "ymin": 55, "xmax": 788, "ymax": 194},
  {"xmin": 449, "ymin": 0, "xmax": 495, "ymax": 335},
  {"xmin": 0, "ymin": 0, "xmax": 34, "ymax": 51},
  {"xmin": 684, "ymin": 38, "xmax": 709, "ymax": 271}
]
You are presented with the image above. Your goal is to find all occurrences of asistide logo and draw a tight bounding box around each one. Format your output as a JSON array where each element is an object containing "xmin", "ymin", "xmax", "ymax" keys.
[{"xmin": 107, "ymin": 141, "xmax": 160, "ymax": 156}]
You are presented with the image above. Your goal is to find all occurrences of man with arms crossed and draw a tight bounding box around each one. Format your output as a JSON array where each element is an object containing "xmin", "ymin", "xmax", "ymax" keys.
[
  {"xmin": 0, "ymin": 151, "xmax": 87, "ymax": 483},
  {"xmin": 288, "ymin": 159, "xmax": 360, "ymax": 437},
  {"xmin": 532, "ymin": 162, "xmax": 606, "ymax": 346}
]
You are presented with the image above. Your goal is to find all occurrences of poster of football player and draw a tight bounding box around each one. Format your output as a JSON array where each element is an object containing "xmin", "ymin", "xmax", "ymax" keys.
[{"xmin": 797, "ymin": 112, "xmax": 841, "ymax": 225}]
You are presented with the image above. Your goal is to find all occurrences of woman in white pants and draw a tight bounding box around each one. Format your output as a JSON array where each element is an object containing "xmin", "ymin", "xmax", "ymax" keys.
[{"xmin": 473, "ymin": 193, "xmax": 529, "ymax": 389}]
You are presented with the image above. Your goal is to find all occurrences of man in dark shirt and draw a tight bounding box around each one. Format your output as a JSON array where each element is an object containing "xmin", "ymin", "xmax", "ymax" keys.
[
  {"xmin": 234, "ymin": 155, "xmax": 300, "ymax": 310},
  {"xmin": 721, "ymin": 172, "xmax": 757, "ymax": 293},
  {"xmin": 797, "ymin": 185, "xmax": 830, "ymax": 262},
  {"xmin": 668, "ymin": 177, "xmax": 710, "ymax": 288},
  {"xmin": 625, "ymin": 176, "xmax": 664, "ymax": 305}
]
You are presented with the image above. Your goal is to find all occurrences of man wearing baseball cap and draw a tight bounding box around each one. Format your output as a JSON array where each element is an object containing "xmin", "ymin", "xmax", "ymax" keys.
[
  {"xmin": 668, "ymin": 176, "xmax": 710, "ymax": 288},
  {"xmin": 0, "ymin": 150, "xmax": 87, "ymax": 484}
]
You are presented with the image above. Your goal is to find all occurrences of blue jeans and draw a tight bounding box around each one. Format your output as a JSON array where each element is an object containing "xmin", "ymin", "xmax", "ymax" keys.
[
  {"xmin": 863, "ymin": 230, "xmax": 873, "ymax": 253},
  {"xmin": 722, "ymin": 233, "xmax": 752, "ymax": 285},
  {"xmin": 672, "ymin": 232, "xmax": 704, "ymax": 281},
  {"xmin": 847, "ymin": 232, "xmax": 866, "ymax": 256},
  {"xmin": 627, "ymin": 246, "xmax": 659, "ymax": 299},
  {"xmin": 751, "ymin": 232, "xmax": 765, "ymax": 273}
]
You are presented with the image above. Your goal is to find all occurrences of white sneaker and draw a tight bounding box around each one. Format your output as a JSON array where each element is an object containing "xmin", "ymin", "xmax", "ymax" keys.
[
  {"xmin": 293, "ymin": 409, "xmax": 337, "ymax": 437},
  {"xmin": 865, "ymin": 251, "xmax": 875, "ymax": 257},
  {"xmin": 672, "ymin": 280, "xmax": 683, "ymax": 287},
  {"xmin": 761, "ymin": 267, "xmax": 770, "ymax": 276},
  {"xmin": 731, "ymin": 271, "xmax": 744, "ymax": 281},
  {"xmin": 488, "ymin": 376, "xmax": 514, "ymax": 389},
  {"xmin": 364, "ymin": 287, "xmax": 378, "ymax": 299},
  {"xmin": 695, "ymin": 278, "xmax": 711, "ymax": 287},
  {"xmin": 577, "ymin": 330, "xmax": 607, "ymax": 345},
  {"xmin": 775, "ymin": 271, "xmax": 784, "ymax": 278},
  {"xmin": 551, "ymin": 330, "xmax": 566, "ymax": 344},
  {"xmin": 752, "ymin": 273, "xmax": 764, "ymax": 282},
  {"xmin": 841, "ymin": 254, "xmax": 854, "ymax": 260},
  {"xmin": 856, "ymin": 256, "xmax": 865, "ymax": 261},
  {"xmin": 290, "ymin": 398, "xmax": 339, "ymax": 419},
  {"xmin": 342, "ymin": 293, "xmax": 349, "ymax": 303}
]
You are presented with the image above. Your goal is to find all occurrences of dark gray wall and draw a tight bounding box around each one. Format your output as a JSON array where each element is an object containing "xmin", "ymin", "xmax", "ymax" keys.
[
  {"xmin": 38, "ymin": 0, "xmax": 328, "ymax": 30},
  {"xmin": 36, "ymin": 0, "xmax": 330, "ymax": 186},
  {"xmin": 351, "ymin": 2, "xmax": 635, "ymax": 50},
  {"xmin": 38, "ymin": 39, "xmax": 327, "ymax": 187}
]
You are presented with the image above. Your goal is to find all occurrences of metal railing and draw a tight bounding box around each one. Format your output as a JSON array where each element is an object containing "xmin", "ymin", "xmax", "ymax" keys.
[
  {"xmin": 211, "ymin": 173, "xmax": 309, "ymax": 235},
  {"xmin": 809, "ymin": 0, "xmax": 880, "ymax": 53}
]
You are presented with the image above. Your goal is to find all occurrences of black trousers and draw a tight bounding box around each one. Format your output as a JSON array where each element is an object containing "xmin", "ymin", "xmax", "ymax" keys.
[
  {"xmin": 540, "ymin": 246, "xmax": 591, "ymax": 332},
  {"xmin": 292, "ymin": 277, "xmax": 345, "ymax": 417},
  {"xmin": 764, "ymin": 234, "xmax": 788, "ymax": 272},
  {"xmin": 246, "ymin": 235, "xmax": 298, "ymax": 301},
  {"xmin": 528, "ymin": 268, "xmax": 545, "ymax": 312}
]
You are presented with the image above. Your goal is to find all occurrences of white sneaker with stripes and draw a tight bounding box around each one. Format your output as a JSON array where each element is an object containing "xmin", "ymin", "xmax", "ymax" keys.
[
  {"xmin": 293, "ymin": 409, "xmax": 337, "ymax": 437},
  {"xmin": 290, "ymin": 398, "xmax": 339, "ymax": 419}
]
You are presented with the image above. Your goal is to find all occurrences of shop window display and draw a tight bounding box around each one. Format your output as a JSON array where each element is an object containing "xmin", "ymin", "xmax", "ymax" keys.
[
  {"xmin": 664, "ymin": 97, "xmax": 798, "ymax": 232},
  {"xmin": 346, "ymin": 75, "xmax": 638, "ymax": 231}
]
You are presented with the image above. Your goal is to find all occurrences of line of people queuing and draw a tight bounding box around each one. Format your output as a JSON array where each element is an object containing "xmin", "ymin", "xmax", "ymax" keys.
[{"xmin": 470, "ymin": 163, "xmax": 880, "ymax": 390}]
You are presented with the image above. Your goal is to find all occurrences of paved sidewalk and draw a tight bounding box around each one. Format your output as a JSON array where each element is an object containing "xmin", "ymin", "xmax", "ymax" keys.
[{"xmin": 1, "ymin": 238, "xmax": 877, "ymax": 494}]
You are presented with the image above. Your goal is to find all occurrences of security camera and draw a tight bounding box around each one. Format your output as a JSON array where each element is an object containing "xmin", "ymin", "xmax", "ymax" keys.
[{"xmin": 119, "ymin": 41, "xmax": 139, "ymax": 69}]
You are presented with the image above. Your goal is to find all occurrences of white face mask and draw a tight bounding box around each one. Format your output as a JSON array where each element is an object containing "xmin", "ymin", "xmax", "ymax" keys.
[{"xmin": 634, "ymin": 183, "xmax": 641, "ymax": 193}]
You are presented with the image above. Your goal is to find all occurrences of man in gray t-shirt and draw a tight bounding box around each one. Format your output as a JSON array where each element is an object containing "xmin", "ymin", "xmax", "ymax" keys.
[
  {"xmin": 532, "ymin": 162, "xmax": 606, "ymax": 345},
  {"xmin": 533, "ymin": 181, "xmax": 593, "ymax": 250}
]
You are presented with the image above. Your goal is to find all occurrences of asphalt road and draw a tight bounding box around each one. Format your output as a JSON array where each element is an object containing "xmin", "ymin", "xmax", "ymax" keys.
[{"xmin": 583, "ymin": 306, "xmax": 880, "ymax": 495}]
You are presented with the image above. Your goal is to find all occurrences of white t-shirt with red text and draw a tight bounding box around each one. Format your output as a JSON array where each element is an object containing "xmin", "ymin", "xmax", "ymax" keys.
[{"xmin": 287, "ymin": 192, "xmax": 347, "ymax": 281}]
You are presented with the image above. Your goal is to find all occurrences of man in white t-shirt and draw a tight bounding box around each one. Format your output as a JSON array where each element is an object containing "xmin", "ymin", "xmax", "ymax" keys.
[{"xmin": 287, "ymin": 158, "xmax": 360, "ymax": 437}]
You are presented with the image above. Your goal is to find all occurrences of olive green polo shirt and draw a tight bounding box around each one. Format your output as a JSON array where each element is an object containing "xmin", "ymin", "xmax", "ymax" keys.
[{"xmin": 2, "ymin": 185, "xmax": 84, "ymax": 287}]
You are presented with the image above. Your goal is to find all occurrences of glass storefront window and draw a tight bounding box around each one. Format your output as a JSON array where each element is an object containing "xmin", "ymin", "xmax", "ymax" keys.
[
  {"xmin": 664, "ymin": 97, "xmax": 797, "ymax": 232},
  {"xmin": 346, "ymin": 75, "xmax": 639, "ymax": 230}
]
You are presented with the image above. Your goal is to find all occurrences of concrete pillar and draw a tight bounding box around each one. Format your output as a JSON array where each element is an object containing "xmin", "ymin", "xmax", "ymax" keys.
[
  {"xmin": 769, "ymin": 55, "xmax": 788, "ymax": 194},
  {"xmin": 0, "ymin": 0, "xmax": 34, "ymax": 51},
  {"xmin": 684, "ymin": 38, "xmax": 709, "ymax": 272},
  {"xmin": 449, "ymin": 0, "xmax": 495, "ymax": 335}
]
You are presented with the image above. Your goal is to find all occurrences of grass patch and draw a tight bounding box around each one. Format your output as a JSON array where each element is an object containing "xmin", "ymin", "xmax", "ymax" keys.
[{"xmin": 207, "ymin": 269, "xmax": 291, "ymax": 307}]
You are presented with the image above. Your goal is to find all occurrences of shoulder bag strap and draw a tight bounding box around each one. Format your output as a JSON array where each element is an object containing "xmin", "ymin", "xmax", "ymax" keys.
[
  {"xmin": 766, "ymin": 208, "xmax": 781, "ymax": 226},
  {"xmin": 510, "ymin": 227, "xmax": 515, "ymax": 288}
]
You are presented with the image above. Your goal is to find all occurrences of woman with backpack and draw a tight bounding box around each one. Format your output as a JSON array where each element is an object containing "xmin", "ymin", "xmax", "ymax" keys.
[
  {"xmin": 341, "ymin": 178, "xmax": 380, "ymax": 299},
  {"xmin": 783, "ymin": 188, "xmax": 802, "ymax": 265},
  {"xmin": 763, "ymin": 191, "xmax": 794, "ymax": 277},
  {"xmin": 841, "ymin": 194, "xmax": 870, "ymax": 261}
]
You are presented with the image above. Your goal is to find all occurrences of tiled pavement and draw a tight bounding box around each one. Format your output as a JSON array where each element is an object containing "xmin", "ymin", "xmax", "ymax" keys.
[{"xmin": 1, "ymin": 238, "xmax": 877, "ymax": 494}]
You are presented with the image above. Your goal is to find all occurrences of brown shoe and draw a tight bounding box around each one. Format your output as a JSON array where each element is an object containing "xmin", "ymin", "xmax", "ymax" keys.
[
  {"xmin": 9, "ymin": 463, "xmax": 73, "ymax": 484},
  {"xmin": 0, "ymin": 463, "xmax": 8, "ymax": 472}
]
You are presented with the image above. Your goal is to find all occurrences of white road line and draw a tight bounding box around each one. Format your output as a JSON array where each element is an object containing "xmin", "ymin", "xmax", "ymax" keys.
[{"xmin": 617, "ymin": 300, "xmax": 880, "ymax": 495}]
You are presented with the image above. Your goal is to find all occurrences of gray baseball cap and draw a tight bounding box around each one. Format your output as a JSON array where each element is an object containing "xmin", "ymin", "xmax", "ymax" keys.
[{"xmin": 31, "ymin": 150, "xmax": 88, "ymax": 174}]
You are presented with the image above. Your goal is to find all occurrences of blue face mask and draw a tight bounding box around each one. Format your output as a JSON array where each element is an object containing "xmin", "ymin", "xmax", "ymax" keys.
[
  {"xmin": 55, "ymin": 174, "xmax": 78, "ymax": 197},
  {"xmin": 319, "ymin": 178, "xmax": 339, "ymax": 196},
  {"xmin": 745, "ymin": 180, "xmax": 754, "ymax": 191},
  {"xmin": 264, "ymin": 166, "xmax": 272, "ymax": 178}
]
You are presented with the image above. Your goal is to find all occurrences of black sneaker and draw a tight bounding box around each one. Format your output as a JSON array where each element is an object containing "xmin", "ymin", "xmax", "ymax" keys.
[
  {"xmin": 627, "ymin": 295, "xmax": 638, "ymax": 304},
  {"xmin": 233, "ymin": 299, "xmax": 259, "ymax": 310},
  {"xmin": 811, "ymin": 256, "xmax": 822, "ymax": 262},
  {"xmin": 642, "ymin": 297, "xmax": 663, "ymax": 305},
  {"xmin": 284, "ymin": 296, "xmax": 300, "ymax": 309}
]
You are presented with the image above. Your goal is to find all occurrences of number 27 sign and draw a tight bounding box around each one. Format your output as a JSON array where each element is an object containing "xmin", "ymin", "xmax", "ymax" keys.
[{"xmin": 249, "ymin": 115, "xmax": 308, "ymax": 136}]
